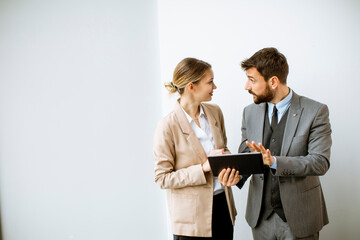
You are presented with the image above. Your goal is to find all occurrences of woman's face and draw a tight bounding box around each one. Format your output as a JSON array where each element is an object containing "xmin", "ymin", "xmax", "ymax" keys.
[{"xmin": 193, "ymin": 68, "xmax": 217, "ymax": 102}]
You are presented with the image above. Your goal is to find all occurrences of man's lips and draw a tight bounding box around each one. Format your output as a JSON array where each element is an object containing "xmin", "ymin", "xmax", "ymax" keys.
[{"xmin": 248, "ymin": 90, "xmax": 257, "ymax": 97}]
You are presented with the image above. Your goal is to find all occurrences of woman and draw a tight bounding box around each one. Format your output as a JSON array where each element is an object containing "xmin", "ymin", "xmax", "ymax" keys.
[{"xmin": 153, "ymin": 58, "xmax": 240, "ymax": 239}]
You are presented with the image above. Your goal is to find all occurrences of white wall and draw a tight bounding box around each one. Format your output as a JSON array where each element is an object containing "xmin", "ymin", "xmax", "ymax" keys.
[
  {"xmin": 158, "ymin": 0, "xmax": 360, "ymax": 239},
  {"xmin": 1, "ymin": 1, "xmax": 359, "ymax": 239},
  {"xmin": 0, "ymin": 0, "xmax": 167, "ymax": 239}
]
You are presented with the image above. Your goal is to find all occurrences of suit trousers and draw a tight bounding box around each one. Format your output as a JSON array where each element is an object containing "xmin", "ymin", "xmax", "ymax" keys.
[
  {"xmin": 173, "ymin": 191, "xmax": 233, "ymax": 240},
  {"xmin": 252, "ymin": 213, "xmax": 319, "ymax": 240}
]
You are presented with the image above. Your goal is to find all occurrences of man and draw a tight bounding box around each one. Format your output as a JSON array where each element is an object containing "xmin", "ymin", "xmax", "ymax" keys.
[{"xmin": 219, "ymin": 47, "xmax": 332, "ymax": 239}]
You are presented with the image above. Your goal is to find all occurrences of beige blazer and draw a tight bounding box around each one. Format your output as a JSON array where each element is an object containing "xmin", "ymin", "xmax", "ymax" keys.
[{"xmin": 153, "ymin": 101, "xmax": 236, "ymax": 237}]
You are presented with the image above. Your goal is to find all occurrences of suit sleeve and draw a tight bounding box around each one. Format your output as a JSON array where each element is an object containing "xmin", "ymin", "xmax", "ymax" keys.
[
  {"xmin": 237, "ymin": 107, "xmax": 252, "ymax": 189},
  {"xmin": 153, "ymin": 119, "xmax": 207, "ymax": 189},
  {"xmin": 275, "ymin": 104, "xmax": 332, "ymax": 177}
]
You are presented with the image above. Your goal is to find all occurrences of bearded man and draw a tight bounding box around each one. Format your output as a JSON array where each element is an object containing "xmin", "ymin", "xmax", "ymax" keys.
[{"xmin": 219, "ymin": 47, "xmax": 332, "ymax": 240}]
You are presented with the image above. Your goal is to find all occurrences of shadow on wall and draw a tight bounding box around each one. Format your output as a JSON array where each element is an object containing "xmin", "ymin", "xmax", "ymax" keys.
[{"xmin": 0, "ymin": 211, "xmax": 2, "ymax": 240}]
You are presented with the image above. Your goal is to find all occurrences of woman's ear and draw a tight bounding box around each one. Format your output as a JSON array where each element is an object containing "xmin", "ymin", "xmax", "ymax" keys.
[{"xmin": 186, "ymin": 82, "xmax": 194, "ymax": 92}]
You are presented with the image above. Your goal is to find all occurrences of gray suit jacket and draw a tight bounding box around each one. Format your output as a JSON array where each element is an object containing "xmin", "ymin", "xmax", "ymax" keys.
[{"xmin": 237, "ymin": 91, "xmax": 332, "ymax": 238}]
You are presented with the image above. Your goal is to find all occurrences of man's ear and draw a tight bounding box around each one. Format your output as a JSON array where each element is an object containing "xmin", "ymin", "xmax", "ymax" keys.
[{"xmin": 269, "ymin": 76, "xmax": 280, "ymax": 89}]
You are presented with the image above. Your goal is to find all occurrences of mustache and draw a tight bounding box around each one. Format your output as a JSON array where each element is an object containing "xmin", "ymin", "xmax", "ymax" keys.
[{"xmin": 248, "ymin": 90, "xmax": 255, "ymax": 95}]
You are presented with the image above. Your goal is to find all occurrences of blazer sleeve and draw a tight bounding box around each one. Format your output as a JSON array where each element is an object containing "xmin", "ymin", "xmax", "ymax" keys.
[
  {"xmin": 153, "ymin": 119, "xmax": 207, "ymax": 189},
  {"xmin": 275, "ymin": 104, "xmax": 332, "ymax": 176}
]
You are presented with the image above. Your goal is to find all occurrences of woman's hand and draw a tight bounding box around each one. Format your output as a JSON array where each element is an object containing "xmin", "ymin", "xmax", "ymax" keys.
[
  {"xmin": 209, "ymin": 148, "xmax": 225, "ymax": 156},
  {"xmin": 201, "ymin": 160, "xmax": 211, "ymax": 172},
  {"xmin": 202, "ymin": 149, "xmax": 225, "ymax": 172},
  {"xmin": 218, "ymin": 168, "xmax": 241, "ymax": 186}
]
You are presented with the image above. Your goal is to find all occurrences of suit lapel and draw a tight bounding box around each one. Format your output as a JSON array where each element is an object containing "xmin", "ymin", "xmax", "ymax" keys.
[
  {"xmin": 174, "ymin": 101, "xmax": 207, "ymax": 164},
  {"xmin": 253, "ymin": 103, "xmax": 266, "ymax": 144},
  {"xmin": 281, "ymin": 92, "xmax": 303, "ymax": 156}
]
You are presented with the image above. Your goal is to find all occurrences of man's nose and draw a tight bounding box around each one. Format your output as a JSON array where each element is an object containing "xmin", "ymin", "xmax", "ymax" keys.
[{"xmin": 244, "ymin": 80, "xmax": 251, "ymax": 90}]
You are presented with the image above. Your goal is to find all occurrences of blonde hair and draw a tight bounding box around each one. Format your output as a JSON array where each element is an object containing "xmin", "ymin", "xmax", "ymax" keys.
[{"xmin": 165, "ymin": 58, "xmax": 211, "ymax": 95}]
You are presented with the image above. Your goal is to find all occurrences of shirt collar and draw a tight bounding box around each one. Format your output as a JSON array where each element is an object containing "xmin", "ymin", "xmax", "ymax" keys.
[
  {"xmin": 267, "ymin": 88, "xmax": 293, "ymax": 115},
  {"xmin": 181, "ymin": 104, "xmax": 206, "ymax": 123}
]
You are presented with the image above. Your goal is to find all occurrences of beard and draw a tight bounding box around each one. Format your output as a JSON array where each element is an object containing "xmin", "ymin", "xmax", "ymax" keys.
[{"xmin": 249, "ymin": 84, "xmax": 275, "ymax": 104}]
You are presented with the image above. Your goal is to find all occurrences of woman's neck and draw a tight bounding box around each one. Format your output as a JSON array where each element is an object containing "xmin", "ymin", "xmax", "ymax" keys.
[{"xmin": 179, "ymin": 96, "xmax": 200, "ymax": 120}]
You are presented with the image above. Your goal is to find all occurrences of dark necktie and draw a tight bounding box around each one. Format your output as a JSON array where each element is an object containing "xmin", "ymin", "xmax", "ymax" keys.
[{"xmin": 271, "ymin": 105, "xmax": 278, "ymax": 131}]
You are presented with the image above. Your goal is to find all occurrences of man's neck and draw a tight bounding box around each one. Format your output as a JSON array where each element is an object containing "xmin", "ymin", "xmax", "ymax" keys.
[{"xmin": 270, "ymin": 85, "xmax": 290, "ymax": 104}]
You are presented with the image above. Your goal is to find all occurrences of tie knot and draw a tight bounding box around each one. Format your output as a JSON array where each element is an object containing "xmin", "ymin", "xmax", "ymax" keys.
[{"xmin": 273, "ymin": 105, "xmax": 277, "ymax": 114}]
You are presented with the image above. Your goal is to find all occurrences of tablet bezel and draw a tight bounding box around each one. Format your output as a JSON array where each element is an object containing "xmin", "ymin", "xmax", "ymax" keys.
[{"xmin": 208, "ymin": 152, "xmax": 264, "ymax": 176}]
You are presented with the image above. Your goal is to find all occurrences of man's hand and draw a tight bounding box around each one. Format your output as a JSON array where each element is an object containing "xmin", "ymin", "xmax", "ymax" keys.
[
  {"xmin": 218, "ymin": 168, "xmax": 241, "ymax": 186},
  {"xmin": 246, "ymin": 141, "xmax": 274, "ymax": 166}
]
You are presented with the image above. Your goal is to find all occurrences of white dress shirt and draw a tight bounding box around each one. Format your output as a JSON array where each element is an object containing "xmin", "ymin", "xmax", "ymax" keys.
[{"xmin": 181, "ymin": 105, "xmax": 224, "ymax": 195}]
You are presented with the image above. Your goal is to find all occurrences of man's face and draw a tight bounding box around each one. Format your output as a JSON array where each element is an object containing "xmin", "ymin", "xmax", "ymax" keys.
[{"xmin": 244, "ymin": 67, "xmax": 274, "ymax": 104}]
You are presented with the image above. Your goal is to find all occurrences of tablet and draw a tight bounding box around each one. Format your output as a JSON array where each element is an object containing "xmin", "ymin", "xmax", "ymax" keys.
[{"xmin": 208, "ymin": 152, "xmax": 264, "ymax": 176}]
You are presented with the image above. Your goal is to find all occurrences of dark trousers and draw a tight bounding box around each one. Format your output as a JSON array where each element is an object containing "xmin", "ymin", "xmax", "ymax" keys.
[{"xmin": 173, "ymin": 191, "xmax": 233, "ymax": 240}]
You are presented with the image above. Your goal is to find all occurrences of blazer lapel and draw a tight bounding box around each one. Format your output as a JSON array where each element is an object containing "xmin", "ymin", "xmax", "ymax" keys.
[
  {"xmin": 201, "ymin": 103, "xmax": 223, "ymax": 149},
  {"xmin": 281, "ymin": 92, "xmax": 303, "ymax": 156},
  {"xmin": 174, "ymin": 101, "xmax": 207, "ymax": 164}
]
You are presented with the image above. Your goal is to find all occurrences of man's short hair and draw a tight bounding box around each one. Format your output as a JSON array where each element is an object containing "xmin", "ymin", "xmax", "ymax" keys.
[{"xmin": 241, "ymin": 47, "xmax": 289, "ymax": 84}]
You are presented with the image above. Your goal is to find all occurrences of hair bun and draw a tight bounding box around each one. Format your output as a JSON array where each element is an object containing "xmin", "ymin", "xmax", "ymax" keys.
[
  {"xmin": 164, "ymin": 81, "xmax": 178, "ymax": 94},
  {"xmin": 170, "ymin": 82, "xmax": 178, "ymax": 90}
]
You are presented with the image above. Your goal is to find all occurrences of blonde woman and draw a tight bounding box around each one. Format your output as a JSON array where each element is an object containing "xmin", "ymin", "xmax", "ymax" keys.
[{"xmin": 153, "ymin": 58, "xmax": 240, "ymax": 240}]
